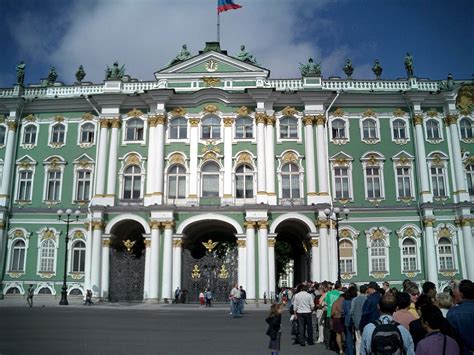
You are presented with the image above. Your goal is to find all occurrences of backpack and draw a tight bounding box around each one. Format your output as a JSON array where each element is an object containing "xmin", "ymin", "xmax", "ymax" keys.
[{"xmin": 370, "ymin": 319, "xmax": 404, "ymax": 355}]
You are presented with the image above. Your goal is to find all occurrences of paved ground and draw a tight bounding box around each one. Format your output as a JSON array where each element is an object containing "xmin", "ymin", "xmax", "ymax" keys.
[{"xmin": 0, "ymin": 297, "xmax": 335, "ymax": 355}]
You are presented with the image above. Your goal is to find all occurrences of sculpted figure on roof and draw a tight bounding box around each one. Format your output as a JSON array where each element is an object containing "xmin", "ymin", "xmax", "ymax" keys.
[
  {"xmin": 300, "ymin": 57, "xmax": 321, "ymax": 77},
  {"xmin": 16, "ymin": 61, "xmax": 25, "ymax": 85},
  {"xmin": 404, "ymin": 52, "xmax": 414, "ymax": 77},
  {"xmin": 168, "ymin": 44, "xmax": 191, "ymax": 66},
  {"xmin": 47, "ymin": 66, "xmax": 58, "ymax": 84},
  {"xmin": 105, "ymin": 61, "xmax": 125, "ymax": 80},
  {"xmin": 237, "ymin": 45, "xmax": 258, "ymax": 65},
  {"xmin": 343, "ymin": 59, "xmax": 354, "ymax": 79},
  {"xmin": 75, "ymin": 65, "xmax": 86, "ymax": 83},
  {"xmin": 372, "ymin": 59, "xmax": 383, "ymax": 79}
]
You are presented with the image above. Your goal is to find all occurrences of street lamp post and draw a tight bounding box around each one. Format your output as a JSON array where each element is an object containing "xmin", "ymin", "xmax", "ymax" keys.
[
  {"xmin": 57, "ymin": 208, "xmax": 81, "ymax": 305},
  {"xmin": 324, "ymin": 207, "xmax": 350, "ymax": 284}
]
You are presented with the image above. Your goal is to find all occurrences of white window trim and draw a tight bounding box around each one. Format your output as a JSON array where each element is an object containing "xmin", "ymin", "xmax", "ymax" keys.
[
  {"xmin": 198, "ymin": 160, "xmax": 223, "ymax": 199},
  {"xmin": 68, "ymin": 229, "xmax": 87, "ymax": 275},
  {"xmin": 276, "ymin": 150, "xmax": 305, "ymax": 204},
  {"xmin": 338, "ymin": 226, "xmax": 360, "ymax": 278},
  {"xmin": 77, "ymin": 121, "xmax": 97, "ymax": 148},
  {"xmin": 275, "ymin": 114, "xmax": 303, "ymax": 143},
  {"xmin": 20, "ymin": 122, "xmax": 39, "ymax": 149},
  {"xmin": 232, "ymin": 151, "xmax": 257, "ymax": 205},
  {"xmin": 329, "ymin": 117, "xmax": 350, "ymax": 145},
  {"xmin": 330, "ymin": 152, "xmax": 354, "ymax": 202},
  {"xmin": 459, "ymin": 116, "xmax": 474, "ymax": 143},
  {"xmin": 36, "ymin": 227, "xmax": 60, "ymax": 278},
  {"xmin": 167, "ymin": 116, "xmax": 190, "ymax": 143},
  {"xmin": 427, "ymin": 152, "xmax": 450, "ymax": 200},
  {"xmin": 434, "ymin": 224, "xmax": 458, "ymax": 274},
  {"xmin": 424, "ymin": 117, "xmax": 444, "ymax": 143},
  {"xmin": 42, "ymin": 156, "xmax": 66, "ymax": 204},
  {"xmin": 365, "ymin": 226, "xmax": 391, "ymax": 277},
  {"xmin": 118, "ymin": 153, "xmax": 146, "ymax": 201},
  {"xmin": 392, "ymin": 151, "xmax": 415, "ymax": 201},
  {"xmin": 0, "ymin": 123, "xmax": 8, "ymax": 147},
  {"xmin": 122, "ymin": 116, "xmax": 147, "ymax": 145},
  {"xmin": 396, "ymin": 224, "xmax": 422, "ymax": 276},
  {"xmin": 35, "ymin": 282, "xmax": 56, "ymax": 295},
  {"xmin": 72, "ymin": 154, "xmax": 95, "ymax": 204},
  {"xmin": 360, "ymin": 117, "xmax": 381, "ymax": 144},
  {"xmin": 390, "ymin": 116, "xmax": 410, "ymax": 144},
  {"xmin": 234, "ymin": 115, "xmax": 256, "ymax": 142},
  {"xmin": 164, "ymin": 152, "xmax": 189, "ymax": 205},
  {"xmin": 48, "ymin": 121, "xmax": 68, "ymax": 148},
  {"xmin": 6, "ymin": 228, "xmax": 31, "ymax": 276},
  {"xmin": 199, "ymin": 114, "xmax": 223, "ymax": 143},
  {"xmin": 14, "ymin": 155, "xmax": 37, "ymax": 203},
  {"xmin": 361, "ymin": 152, "xmax": 385, "ymax": 201}
]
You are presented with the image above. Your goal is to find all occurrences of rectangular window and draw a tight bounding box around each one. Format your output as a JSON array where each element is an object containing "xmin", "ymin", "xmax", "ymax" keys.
[
  {"xmin": 334, "ymin": 167, "xmax": 350, "ymax": 199},
  {"xmin": 202, "ymin": 175, "xmax": 219, "ymax": 197},
  {"xmin": 17, "ymin": 171, "xmax": 33, "ymax": 201},
  {"xmin": 11, "ymin": 248, "xmax": 25, "ymax": 271},
  {"xmin": 168, "ymin": 176, "xmax": 186, "ymax": 199},
  {"xmin": 340, "ymin": 259, "xmax": 353, "ymax": 273},
  {"xmin": 396, "ymin": 167, "xmax": 412, "ymax": 198},
  {"xmin": 366, "ymin": 167, "xmax": 381, "ymax": 198},
  {"xmin": 76, "ymin": 171, "xmax": 91, "ymax": 201},
  {"xmin": 72, "ymin": 249, "xmax": 85, "ymax": 272},
  {"xmin": 371, "ymin": 258, "xmax": 386, "ymax": 272},
  {"xmin": 46, "ymin": 171, "xmax": 61, "ymax": 201},
  {"xmin": 40, "ymin": 248, "xmax": 54, "ymax": 272},
  {"xmin": 431, "ymin": 167, "xmax": 446, "ymax": 197}
]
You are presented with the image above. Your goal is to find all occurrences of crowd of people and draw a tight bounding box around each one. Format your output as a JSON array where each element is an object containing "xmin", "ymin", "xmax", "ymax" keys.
[{"xmin": 266, "ymin": 279, "xmax": 474, "ymax": 355}]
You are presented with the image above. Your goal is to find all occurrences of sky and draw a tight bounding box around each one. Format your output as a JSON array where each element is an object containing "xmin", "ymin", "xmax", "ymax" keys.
[{"xmin": 0, "ymin": 0, "xmax": 472, "ymax": 87}]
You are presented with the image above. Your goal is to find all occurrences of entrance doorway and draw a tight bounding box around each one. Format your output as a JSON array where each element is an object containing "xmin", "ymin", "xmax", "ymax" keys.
[{"xmin": 108, "ymin": 220, "xmax": 145, "ymax": 302}]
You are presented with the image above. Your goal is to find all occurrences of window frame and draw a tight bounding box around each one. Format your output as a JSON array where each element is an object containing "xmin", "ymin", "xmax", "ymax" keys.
[
  {"xmin": 235, "ymin": 116, "xmax": 254, "ymax": 139},
  {"xmin": 50, "ymin": 122, "xmax": 66, "ymax": 146},
  {"xmin": 122, "ymin": 164, "xmax": 142, "ymax": 200},
  {"xmin": 437, "ymin": 237, "xmax": 455, "ymax": 271},
  {"xmin": 124, "ymin": 118, "xmax": 145, "ymax": 143},
  {"xmin": 391, "ymin": 118, "xmax": 410, "ymax": 143},
  {"xmin": 235, "ymin": 164, "xmax": 254, "ymax": 199},
  {"xmin": 169, "ymin": 117, "xmax": 188, "ymax": 140},
  {"xmin": 0, "ymin": 124, "xmax": 7, "ymax": 146},
  {"xmin": 200, "ymin": 161, "xmax": 221, "ymax": 198},
  {"xmin": 360, "ymin": 118, "xmax": 380, "ymax": 143},
  {"xmin": 279, "ymin": 116, "xmax": 299, "ymax": 140},
  {"xmin": 167, "ymin": 164, "xmax": 187, "ymax": 200},
  {"xmin": 70, "ymin": 240, "xmax": 86, "ymax": 273},
  {"xmin": 22, "ymin": 124, "xmax": 38, "ymax": 146},
  {"xmin": 425, "ymin": 118, "xmax": 443, "ymax": 141},
  {"xmin": 78, "ymin": 122, "xmax": 96, "ymax": 146},
  {"xmin": 459, "ymin": 117, "xmax": 474, "ymax": 140},
  {"xmin": 201, "ymin": 115, "xmax": 221, "ymax": 140}
]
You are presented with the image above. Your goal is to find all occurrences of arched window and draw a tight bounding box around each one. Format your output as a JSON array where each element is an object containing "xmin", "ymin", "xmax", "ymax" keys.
[
  {"xmin": 402, "ymin": 238, "xmax": 417, "ymax": 271},
  {"xmin": 38, "ymin": 287, "xmax": 52, "ymax": 295},
  {"xmin": 23, "ymin": 125, "xmax": 37, "ymax": 144},
  {"xmin": 201, "ymin": 162, "xmax": 220, "ymax": 197},
  {"xmin": 168, "ymin": 165, "xmax": 186, "ymax": 199},
  {"xmin": 235, "ymin": 164, "xmax": 254, "ymax": 198},
  {"xmin": 438, "ymin": 237, "xmax": 454, "ymax": 270},
  {"xmin": 392, "ymin": 119, "xmax": 407, "ymax": 139},
  {"xmin": 466, "ymin": 163, "xmax": 474, "ymax": 196},
  {"xmin": 370, "ymin": 239, "xmax": 387, "ymax": 272},
  {"xmin": 51, "ymin": 123, "xmax": 65, "ymax": 144},
  {"xmin": 70, "ymin": 288, "xmax": 83, "ymax": 296},
  {"xmin": 6, "ymin": 287, "xmax": 21, "ymax": 294},
  {"xmin": 125, "ymin": 119, "xmax": 144, "ymax": 141},
  {"xmin": 123, "ymin": 165, "xmax": 142, "ymax": 199},
  {"xmin": 201, "ymin": 116, "xmax": 221, "ymax": 139},
  {"xmin": 71, "ymin": 241, "xmax": 86, "ymax": 272},
  {"xmin": 460, "ymin": 118, "xmax": 473, "ymax": 139},
  {"xmin": 280, "ymin": 117, "xmax": 298, "ymax": 139},
  {"xmin": 281, "ymin": 163, "xmax": 300, "ymax": 198},
  {"xmin": 169, "ymin": 117, "xmax": 187, "ymax": 139},
  {"xmin": 46, "ymin": 170, "xmax": 62, "ymax": 201},
  {"xmin": 426, "ymin": 119, "xmax": 440, "ymax": 139},
  {"xmin": 339, "ymin": 240, "xmax": 353, "ymax": 273},
  {"xmin": 80, "ymin": 123, "xmax": 95, "ymax": 143},
  {"xmin": 9, "ymin": 240, "xmax": 26, "ymax": 272},
  {"xmin": 362, "ymin": 119, "xmax": 377, "ymax": 139},
  {"xmin": 235, "ymin": 117, "xmax": 253, "ymax": 139},
  {"xmin": 40, "ymin": 239, "xmax": 55, "ymax": 272},
  {"xmin": 0, "ymin": 125, "xmax": 6, "ymax": 145},
  {"xmin": 332, "ymin": 119, "xmax": 346, "ymax": 139}
]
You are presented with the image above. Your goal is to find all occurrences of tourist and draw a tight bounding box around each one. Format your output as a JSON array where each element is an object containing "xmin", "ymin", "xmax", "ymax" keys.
[
  {"xmin": 422, "ymin": 281, "xmax": 437, "ymax": 301},
  {"xmin": 239, "ymin": 286, "xmax": 247, "ymax": 313},
  {"xmin": 359, "ymin": 282, "xmax": 382, "ymax": 331},
  {"xmin": 435, "ymin": 292, "xmax": 452, "ymax": 317},
  {"xmin": 84, "ymin": 289, "xmax": 94, "ymax": 306},
  {"xmin": 205, "ymin": 288, "xmax": 212, "ymax": 307},
  {"xmin": 447, "ymin": 279, "xmax": 474, "ymax": 354},
  {"xmin": 316, "ymin": 282, "xmax": 328, "ymax": 344},
  {"xmin": 405, "ymin": 282, "xmax": 421, "ymax": 318},
  {"xmin": 26, "ymin": 284, "xmax": 34, "ymax": 308},
  {"xmin": 199, "ymin": 290, "xmax": 205, "ymax": 307},
  {"xmin": 292, "ymin": 284, "xmax": 314, "ymax": 346},
  {"xmin": 350, "ymin": 284, "xmax": 367, "ymax": 355},
  {"xmin": 393, "ymin": 292, "xmax": 418, "ymax": 330},
  {"xmin": 343, "ymin": 286, "xmax": 358, "ymax": 355},
  {"xmin": 323, "ymin": 281, "xmax": 343, "ymax": 349},
  {"xmin": 230, "ymin": 283, "xmax": 242, "ymax": 318},
  {"xmin": 265, "ymin": 303, "xmax": 283, "ymax": 355}
]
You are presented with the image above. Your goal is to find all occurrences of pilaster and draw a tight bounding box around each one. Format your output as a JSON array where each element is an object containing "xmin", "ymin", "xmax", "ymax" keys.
[{"xmin": 256, "ymin": 112, "xmax": 267, "ymax": 204}]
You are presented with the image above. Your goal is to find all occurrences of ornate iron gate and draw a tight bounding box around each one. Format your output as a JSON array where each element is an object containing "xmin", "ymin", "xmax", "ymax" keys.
[
  {"xmin": 181, "ymin": 241, "xmax": 237, "ymax": 303},
  {"xmin": 109, "ymin": 245, "xmax": 145, "ymax": 302}
]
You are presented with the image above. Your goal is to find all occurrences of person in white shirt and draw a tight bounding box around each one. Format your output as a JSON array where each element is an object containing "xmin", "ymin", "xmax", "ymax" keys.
[{"xmin": 293, "ymin": 284, "xmax": 315, "ymax": 346}]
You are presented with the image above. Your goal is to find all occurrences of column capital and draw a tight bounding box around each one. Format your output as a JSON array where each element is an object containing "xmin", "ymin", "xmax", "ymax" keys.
[
  {"xmin": 102, "ymin": 239, "xmax": 111, "ymax": 247},
  {"xmin": 316, "ymin": 219, "xmax": 329, "ymax": 228},
  {"xmin": 0, "ymin": 221, "xmax": 5, "ymax": 230},
  {"xmin": 109, "ymin": 118, "xmax": 121, "ymax": 128},
  {"xmin": 443, "ymin": 114, "xmax": 458, "ymax": 126},
  {"xmin": 148, "ymin": 115, "xmax": 166, "ymax": 127},
  {"xmin": 303, "ymin": 115, "xmax": 315, "ymax": 126},
  {"xmin": 7, "ymin": 121, "xmax": 17, "ymax": 131},
  {"xmin": 244, "ymin": 221, "xmax": 256, "ymax": 229},
  {"xmin": 144, "ymin": 239, "xmax": 152, "ymax": 248},
  {"xmin": 265, "ymin": 115, "xmax": 276, "ymax": 126},
  {"xmin": 91, "ymin": 220, "xmax": 106, "ymax": 231},
  {"xmin": 412, "ymin": 114, "xmax": 423, "ymax": 125},
  {"xmin": 99, "ymin": 118, "xmax": 111, "ymax": 128},
  {"xmin": 310, "ymin": 239, "xmax": 319, "ymax": 247},
  {"xmin": 189, "ymin": 118, "xmax": 200, "ymax": 127},
  {"xmin": 163, "ymin": 220, "xmax": 175, "ymax": 230},
  {"xmin": 257, "ymin": 220, "xmax": 269, "ymax": 229},
  {"xmin": 255, "ymin": 112, "xmax": 266, "ymax": 124},
  {"xmin": 423, "ymin": 217, "xmax": 436, "ymax": 227},
  {"xmin": 237, "ymin": 239, "xmax": 246, "ymax": 247},
  {"xmin": 149, "ymin": 220, "xmax": 161, "ymax": 229},
  {"xmin": 315, "ymin": 114, "xmax": 326, "ymax": 126},
  {"xmin": 268, "ymin": 239, "xmax": 276, "ymax": 247},
  {"xmin": 172, "ymin": 239, "xmax": 183, "ymax": 247},
  {"xmin": 223, "ymin": 117, "xmax": 234, "ymax": 127},
  {"xmin": 456, "ymin": 217, "xmax": 472, "ymax": 227}
]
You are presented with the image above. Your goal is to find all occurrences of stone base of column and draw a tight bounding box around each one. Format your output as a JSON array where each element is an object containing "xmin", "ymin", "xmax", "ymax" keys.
[
  {"xmin": 307, "ymin": 194, "xmax": 319, "ymax": 205},
  {"xmin": 454, "ymin": 191, "xmax": 470, "ymax": 203},
  {"xmin": 420, "ymin": 193, "xmax": 433, "ymax": 204},
  {"xmin": 221, "ymin": 196, "xmax": 234, "ymax": 206},
  {"xmin": 144, "ymin": 195, "xmax": 163, "ymax": 206},
  {"xmin": 90, "ymin": 196, "xmax": 115, "ymax": 207},
  {"xmin": 145, "ymin": 298, "xmax": 160, "ymax": 304}
]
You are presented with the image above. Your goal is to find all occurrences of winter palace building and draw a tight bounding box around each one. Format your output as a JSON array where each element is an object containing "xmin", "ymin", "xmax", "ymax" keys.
[{"xmin": 0, "ymin": 42, "xmax": 472, "ymax": 302}]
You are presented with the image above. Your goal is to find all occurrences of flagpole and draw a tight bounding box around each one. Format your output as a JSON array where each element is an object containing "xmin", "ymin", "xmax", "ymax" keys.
[{"xmin": 217, "ymin": 10, "xmax": 220, "ymax": 43}]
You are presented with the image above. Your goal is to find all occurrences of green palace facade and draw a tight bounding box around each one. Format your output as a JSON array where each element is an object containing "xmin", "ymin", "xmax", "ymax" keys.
[{"xmin": 0, "ymin": 42, "xmax": 472, "ymax": 302}]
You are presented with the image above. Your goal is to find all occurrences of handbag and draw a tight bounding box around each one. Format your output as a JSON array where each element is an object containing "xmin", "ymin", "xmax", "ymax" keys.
[{"xmin": 291, "ymin": 320, "xmax": 299, "ymax": 336}]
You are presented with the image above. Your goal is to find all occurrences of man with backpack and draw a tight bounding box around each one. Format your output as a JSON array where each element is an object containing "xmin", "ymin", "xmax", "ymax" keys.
[{"xmin": 360, "ymin": 293, "xmax": 414, "ymax": 355}]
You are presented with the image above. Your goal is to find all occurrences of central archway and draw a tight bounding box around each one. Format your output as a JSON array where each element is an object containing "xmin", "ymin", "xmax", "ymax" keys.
[{"xmin": 181, "ymin": 219, "xmax": 238, "ymax": 303}]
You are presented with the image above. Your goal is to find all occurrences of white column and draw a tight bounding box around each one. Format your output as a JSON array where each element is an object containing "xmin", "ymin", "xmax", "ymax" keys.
[
  {"xmin": 318, "ymin": 220, "xmax": 329, "ymax": 281},
  {"xmin": 105, "ymin": 119, "xmax": 120, "ymax": 197},
  {"xmin": 256, "ymin": 113, "xmax": 267, "ymax": 203},
  {"xmin": 413, "ymin": 115, "xmax": 431, "ymax": 203},
  {"xmin": 446, "ymin": 115, "xmax": 470, "ymax": 201},
  {"xmin": 265, "ymin": 115, "xmax": 276, "ymax": 205},
  {"xmin": 268, "ymin": 237, "xmax": 276, "ymax": 300},
  {"xmin": 258, "ymin": 220, "xmax": 269, "ymax": 300},
  {"xmin": 311, "ymin": 238, "xmax": 320, "ymax": 281},
  {"xmin": 304, "ymin": 116, "xmax": 317, "ymax": 203},
  {"xmin": 143, "ymin": 237, "xmax": 151, "ymax": 300},
  {"xmin": 154, "ymin": 116, "xmax": 166, "ymax": 202},
  {"xmin": 188, "ymin": 119, "xmax": 199, "ymax": 200},
  {"xmin": 145, "ymin": 118, "xmax": 157, "ymax": 198},
  {"xmin": 148, "ymin": 222, "xmax": 160, "ymax": 301},
  {"xmin": 328, "ymin": 225, "xmax": 338, "ymax": 282},
  {"xmin": 100, "ymin": 237, "xmax": 110, "ymax": 299},
  {"xmin": 0, "ymin": 121, "xmax": 18, "ymax": 199},
  {"xmin": 90, "ymin": 221, "xmax": 103, "ymax": 297},
  {"xmin": 0, "ymin": 226, "xmax": 6, "ymax": 276},
  {"xmin": 315, "ymin": 115, "xmax": 329, "ymax": 199},
  {"xmin": 423, "ymin": 216, "xmax": 439, "ymax": 286},
  {"xmin": 245, "ymin": 222, "xmax": 256, "ymax": 300},
  {"xmin": 223, "ymin": 118, "xmax": 233, "ymax": 203},
  {"xmin": 161, "ymin": 221, "xmax": 174, "ymax": 301},
  {"xmin": 84, "ymin": 217, "xmax": 93, "ymax": 291},
  {"xmin": 237, "ymin": 237, "xmax": 247, "ymax": 288},
  {"xmin": 461, "ymin": 218, "xmax": 474, "ymax": 279},
  {"xmin": 95, "ymin": 119, "xmax": 109, "ymax": 196},
  {"xmin": 172, "ymin": 239, "xmax": 182, "ymax": 293}
]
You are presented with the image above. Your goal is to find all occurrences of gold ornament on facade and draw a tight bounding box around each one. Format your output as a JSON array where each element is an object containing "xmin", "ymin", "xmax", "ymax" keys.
[
  {"xmin": 282, "ymin": 152, "xmax": 298, "ymax": 163},
  {"xmin": 202, "ymin": 77, "xmax": 221, "ymax": 87},
  {"xmin": 0, "ymin": 222, "xmax": 4, "ymax": 230},
  {"xmin": 317, "ymin": 219, "xmax": 329, "ymax": 229},
  {"xmin": 340, "ymin": 229, "xmax": 351, "ymax": 239},
  {"xmin": 99, "ymin": 119, "xmax": 110, "ymax": 128},
  {"xmin": 236, "ymin": 152, "xmax": 252, "ymax": 165},
  {"xmin": 405, "ymin": 272, "xmax": 417, "ymax": 278},
  {"xmin": 367, "ymin": 155, "xmax": 379, "ymax": 166},
  {"xmin": 123, "ymin": 239, "xmax": 136, "ymax": 252},
  {"xmin": 144, "ymin": 239, "xmax": 151, "ymax": 248},
  {"xmin": 54, "ymin": 115, "xmax": 64, "ymax": 122},
  {"xmin": 102, "ymin": 239, "xmax": 111, "ymax": 247},
  {"xmin": 163, "ymin": 221, "xmax": 175, "ymax": 230},
  {"xmin": 71, "ymin": 272, "xmax": 84, "ymax": 280},
  {"xmin": 149, "ymin": 220, "xmax": 161, "ymax": 230},
  {"xmin": 413, "ymin": 114, "xmax": 423, "ymax": 125},
  {"xmin": 397, "ymin": 156, "xmax": 410, "ymax": 166},
  {"xmin": 268, "ymin": 239, "xmax": 276, "ymax": 247},
  {"xmin": 91, "ymin": 220, "xmax": 105, "ymax": 231},
  {"xmin": 237, "ymin": 240, "xmax": 246, "ymax": 247},
  {"xmin": 205, "ymin": 59, "xmax": 219, "ymax": 72},
  {"xmin": 363, "ymin": 108, "xmax": 376, "ymax": 117},
  {"xmin": 315, "ymin": 114, "xmax": 326, "ymax": 126},
  {"xmin": 169, "ymin": 153, "xmax": 185, "ymax": 166},
  {"xmin": 0, "ymin": 114, "xmax": 4, "ymax": 123},
  {"xmin": 125, "ymin": 154, "xmax": 140, "ymax": 166},
  {"xmin": 82, "ymin": 112, "xmax": 94, "ymax": 121},
  {"xmin": 173, "ymin": 239, "xmax": 183, "ymax": 247},
  {"xmin": 332, "ymin": 108, "xmax": 345, "ymax": 117},
  {"xmin": 310, "ymin": 239, "xmax": 319, "ymax": 247},
  {"xmin": 440, "ymin": 271, "xmax": 456, "ymax": 277},
  {"xmin": 202, "ymin": 239, "xmax": 218, "ymax": 252},
  {"xmin": 243, "ymin": 221, "xmax": 256, "ymax": 229},
  {"xmin": 372, "ymin": 272, "xmax": 386, "ymax": 279},
  {"xmin": 393, "ymin": 108, "xmax": 406, "ymax": 117},
  {"xmin": 444, "ymin": 114, "xmax": 458, "ymax": 126},
  {"xmin": 456, "ymin": 85, "xmax": 473, "ymax": 115},
  {"xmin": 404, "ymin": 227, "xmax": 415, "ymax": 237},
  {"xmin": 426, "ymin": 108, "xmax": 439, "ymax": 118},
  {"xmin": 282, "ymin": 106, "xmax": 297, "ymax": 116},
  {"xmin": 14, "ymin": 230, "xmax": 24, "ymax": 238},
  {"xmin": 39, "ymin": 272, "xmax": 54, "ymax": 279},
  {"xmin": 371, "ymin": 229, "xmax": 384, "ymax": 240},
  {"xmin": 431, "ymin": 154, "xmax": 443, "ymax": 167},
  {"xmin": 303, "ymin": 115, "xmax": 315, "ymax": 126},
  {"xmin": 423, "ymin": 217, "xmax": 436, "ymax": 227},
  {"xmin": 7, "ymin": 121, "xmax": 17, "ymax": 131},
  {"xmin": 127, "ymin": 108, "xmax": 144, "ymax": 118},
  {"xmin": 189, "ymin": 118, "xmax": 200, "ymax": 127},
  {"xmin": 171, "ymin": 107, "xmax": 187, "ymax": 117},
  {"xmin": 223, "ymin": 117, "xmax": 234, "ymax": 127},
  {"xmin": 334, "ymin": 158, "xmax": 349, "ymax": 166},
  {"xmin": 438, "ymin": 227, "xmax": 451, "ymax": 238},
  {"xmin": 42, "ymin": 229, "xmax": 55, "ymax": 240},
  {"xmin": 49, "ymin": 158, "xmax": 60, "ymax": 169},
  {"xmin": 191, "ymin": 265, "xmax": 201, "ymax": 279},
  {"xmin": 341, "ymin": 273, "xmax": 353, "ymax": 280},
  {"xmin": 73, "ymin": 231, "xmax": 84, "ymax": 239},
  {"xmin": 203, "ymin": 151, "xmax": 218, "ymax": 161},
  {"xmin": 23, "ymin": 114, "xmax": 36, "ymax": 122},
  {"xmin": 257, "ymin": 220, "xmax": 269, "ymax": 229},
  {"xmin": 255, "ymin": 112, "xmax": 266, "ymax": 124},
  {"xmin": 110, "ymin": 118, "xmax": 121, "ymax": 129},
  {"xmin": 218, "ymin": 265, "xmax": 229, "ymax": 279},
  {"xmin": 203, "ymin": 104, "xmax": 218, "ymax": 113},
  {"xmin": 266, "ymin": 115, "xmax": 276, "ymax": 126},
  {"xmin": 459, "ymin": 217, "xmax": 472, "ymax": 227},
  {"xmin": 235, "ymin": 106, "xmax": 250, "ymax": 116},
  {"xmin": 78, "ymin": 159, "xmax": 92, "ymax": 169},
  {"xmin": 19, "ymin": 160, "xmax": 32, "ymax": 169}
]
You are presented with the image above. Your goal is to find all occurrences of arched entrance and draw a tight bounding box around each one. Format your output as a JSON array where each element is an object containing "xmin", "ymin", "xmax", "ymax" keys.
[
  {"xmin": 274, "ymin": 221, "xmax": 311, "ymax": 288},
  {"xmin": 108, "ymin": 220, "xmax": 145, "ymax": 302},
  {"xmin": 181, "ymin": 220, "xmax": 238, "ymax": 303}
]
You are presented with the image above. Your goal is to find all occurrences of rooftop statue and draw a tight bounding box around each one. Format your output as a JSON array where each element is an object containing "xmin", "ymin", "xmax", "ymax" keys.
[
  {"xmin": 168, "ymin": 44, "xmax": 191, "ymax": 66},
  {"xmin": 75, "ymin": 65, "xmax": 86, "ymax": 83},
  {"xmin": 438, "ymin": 73, "xmax": 455, "ymax": 91},
  {"xmin": 299, "ymin": 57, "xmax": 321, "ymax": 77},
  {"xmin": 16, "ymin": 61, "xmax": 25, "ymax": 86},
  {"xmin": 343, "ymin": 58, "xmax": 354, "ymax": 79},
  {"xmin": 372, "ymin": 59, "xmax": 383, "ymax": 79},
  {"xmin": 237, "ymin": 45, "xmax": 258, "ymax": 65},
  {"xmin": 47, "ymin": 66, "xmax": 58, "ymax": 85},
  {"xmin": 105, "ymin": 61, "xmax": 125, "ymax": 80},
  {"xmin": 404, "ymin": 52, "xmax": 414, "ymax": 77}
]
